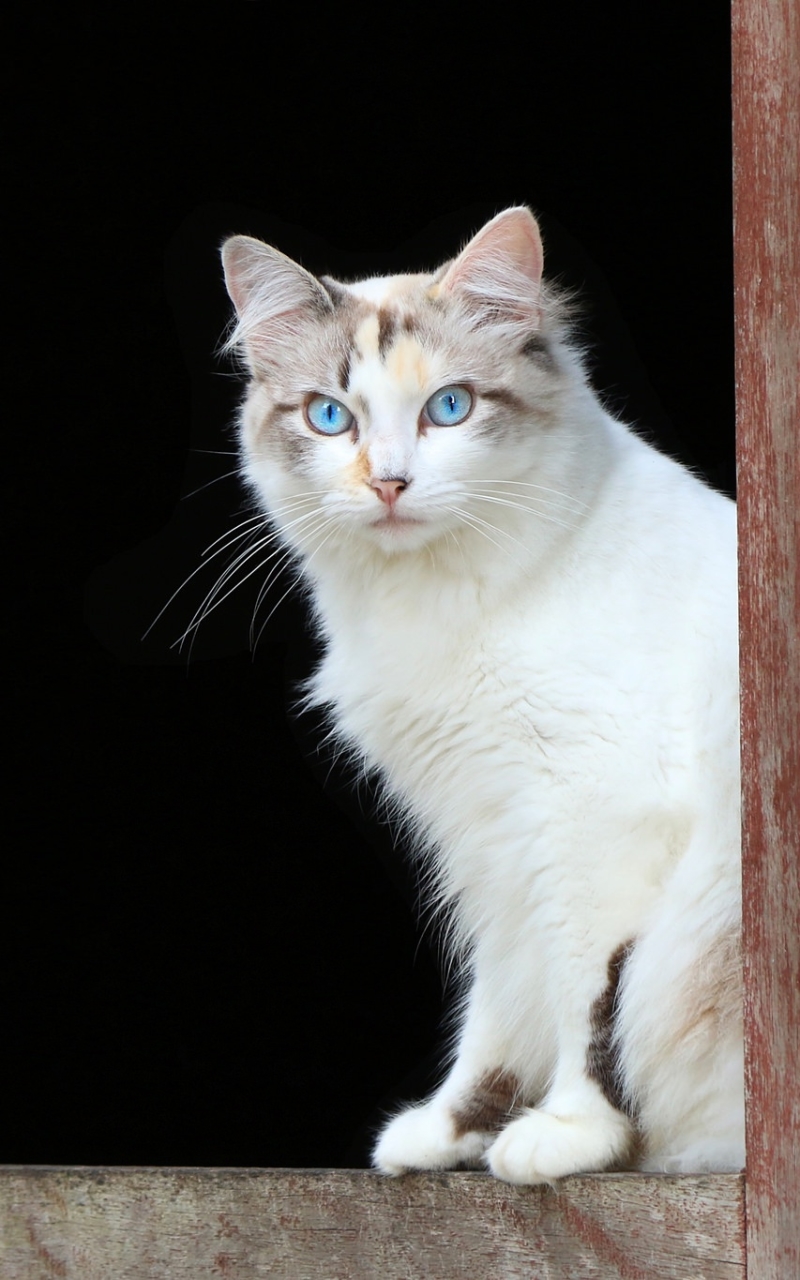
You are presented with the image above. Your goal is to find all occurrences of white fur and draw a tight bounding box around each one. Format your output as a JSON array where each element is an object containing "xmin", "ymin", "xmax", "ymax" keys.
[{"xmin": 221, "ymin": 209, "xmax": 744, "ymax": 1181}]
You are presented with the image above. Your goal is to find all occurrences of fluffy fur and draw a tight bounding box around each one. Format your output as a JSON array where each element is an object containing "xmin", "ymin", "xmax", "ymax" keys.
[{"xmin": 220, "ymin": 207, "xmax": 743, "ymax": 1182}]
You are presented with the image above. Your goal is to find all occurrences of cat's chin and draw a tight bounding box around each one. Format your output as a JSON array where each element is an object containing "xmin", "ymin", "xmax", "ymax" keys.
[{"xmin": 366, "ymin": 514, "xmax": 432, "ymax": 551}]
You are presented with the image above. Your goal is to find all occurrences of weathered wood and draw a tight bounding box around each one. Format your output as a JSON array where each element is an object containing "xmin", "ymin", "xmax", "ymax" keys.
[
  {"xmin": 732, "ymin": 1, "xmax": 800, "ymax": 1278},
  {"xmin": 0, "ymin": 1167, "xmax": 744, "ymax": 1280}
]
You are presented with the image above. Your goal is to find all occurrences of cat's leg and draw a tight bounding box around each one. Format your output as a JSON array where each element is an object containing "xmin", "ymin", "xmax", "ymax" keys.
[
  {"xmin": 373, "ymin": 967, "xmax": 548, "ymax": 1174},
  {"xmin": 615, "ymin": 825, "xmax": 744, "ymax": 1172},
  {"xmin": 486, "ymin": 943, "xmax": 637, "ymax": 1184}
]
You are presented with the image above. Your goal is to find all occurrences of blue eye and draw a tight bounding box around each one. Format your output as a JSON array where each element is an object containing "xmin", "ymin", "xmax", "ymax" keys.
[
  {"xmin": 305, "ymin": 394, "xmax": 354, "ymax": 436},
  {"xmin": 425, "ymin": 384, "xmax": 473, "ymax": 426}
]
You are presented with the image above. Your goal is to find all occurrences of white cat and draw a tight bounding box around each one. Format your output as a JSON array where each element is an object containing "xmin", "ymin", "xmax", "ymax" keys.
[{"xmin": 219, "ymin": 207, "xmax": 743, "ymax": 1182}]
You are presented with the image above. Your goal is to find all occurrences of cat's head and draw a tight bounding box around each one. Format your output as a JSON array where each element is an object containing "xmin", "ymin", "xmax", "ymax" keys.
[{"xmin": 221, "ymin": 208, "xmax": 586, "ymax": 561}]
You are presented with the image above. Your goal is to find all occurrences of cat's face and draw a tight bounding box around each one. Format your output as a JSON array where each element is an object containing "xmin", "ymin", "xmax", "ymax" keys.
[{"xmin": 222, "ymin": 209, "xmax": 576, "ymax": 558}]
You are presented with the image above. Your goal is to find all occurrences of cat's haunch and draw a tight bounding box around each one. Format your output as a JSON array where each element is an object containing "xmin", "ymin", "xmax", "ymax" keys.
[{"xmin": 220, "ymin": 207, "xmax": 743, "ymax": 1182}]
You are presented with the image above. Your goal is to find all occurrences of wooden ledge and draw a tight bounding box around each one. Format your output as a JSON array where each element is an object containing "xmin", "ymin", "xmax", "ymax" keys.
[{"xmin": 0, "ymin": 1166, "xmax": 744, "ymax": 1279}]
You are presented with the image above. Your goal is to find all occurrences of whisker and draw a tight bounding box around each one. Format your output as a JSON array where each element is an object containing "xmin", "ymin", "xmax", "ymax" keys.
[
  {"xmin": 476, "ymin": 487, "xmax": 588, "ymax": 519},
  {"xmin": 462, "ymin": 478, "xmax": 590, "ymax": 513},
  {"xmin": 199, "ymin": 494, "xmax": 322, "ymax": 559},
  {"xmin": 444, "ymin": 505, "xmax": 528, "ymax": 567},
  {"xmin": 466, "ymin": 492, "xmax": 580, "ymax": 533},
  {"xmin": 176, "ymin": 533, "xmax": 277, "ymax": 652},
  {"xmin": 142, "ymin": 515, "xmax": 270, "ymax": 640},
  {"xmin": 201, "ymin": 512, "xmax": 272, "ymax": 559},
  {"xmin": 182, "ymin": 468, "xmax": 242, "ymax": 500},
  {"xmin": 178, "ymin": 504, "xmax": 333, "ymax": 653},
  {"xmin": 249, "ymin": 512, "xmax": 335, "ymax": 642},
  {"xmin": 252, "ymin": 514, "xmax": 341, "ymax": 652},
  {"xmin": 182, "ymin": 516, "xmax": 321, "ymax": 644}
]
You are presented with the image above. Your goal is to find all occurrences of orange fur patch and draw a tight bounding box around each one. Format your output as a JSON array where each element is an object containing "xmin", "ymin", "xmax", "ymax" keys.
[{"xmin": 386, "ymin": 334, "xmax": 429, "ymax": 390}]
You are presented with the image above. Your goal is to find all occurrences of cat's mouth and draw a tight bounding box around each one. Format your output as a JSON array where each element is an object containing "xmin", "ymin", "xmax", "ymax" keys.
[{"xmin": 370, "ymin": 510, "xmax": 424, "ymax": 530}]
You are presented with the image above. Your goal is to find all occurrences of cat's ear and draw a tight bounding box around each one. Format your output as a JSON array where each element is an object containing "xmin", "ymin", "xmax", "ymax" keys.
[
  {"xmin": 437, "ymin": 207, "xmax": 544, "ymax": 332},
  {"xmin": 221, "ymin": 236, "xmax": 334, "ymax": 371}
]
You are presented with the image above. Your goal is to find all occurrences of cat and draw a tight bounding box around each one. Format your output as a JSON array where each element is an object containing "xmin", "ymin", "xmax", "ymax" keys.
[{"xmin": 218, "ymin": 207, "xmax": 743, "ymax": 1182}]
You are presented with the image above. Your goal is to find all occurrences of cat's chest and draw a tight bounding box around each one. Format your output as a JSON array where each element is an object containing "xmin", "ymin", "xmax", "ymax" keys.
[{"xmin": 314, "ymin": 579, "xmax": 656, "ymax": 773}]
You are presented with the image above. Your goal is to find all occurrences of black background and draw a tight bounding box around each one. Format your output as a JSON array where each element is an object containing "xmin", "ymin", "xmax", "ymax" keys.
[{"xmin": 6, "ymin": 7, "xmax": 734, "ymax": 1169}]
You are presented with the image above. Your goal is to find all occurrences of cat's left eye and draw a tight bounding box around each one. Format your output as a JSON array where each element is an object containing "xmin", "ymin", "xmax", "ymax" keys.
[
  {"xmin": 305, "ymin": 394, "xmax": 355, "ymax": 436},
  {"xmin": 425, "ymin": 384, "xmax": 473, "ymax": 427}
]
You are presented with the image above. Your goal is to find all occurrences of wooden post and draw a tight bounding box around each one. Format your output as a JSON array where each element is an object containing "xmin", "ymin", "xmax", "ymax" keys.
[{"xmin": 732, "ymin": 1, "xmax": 800, "ymax": 1277}]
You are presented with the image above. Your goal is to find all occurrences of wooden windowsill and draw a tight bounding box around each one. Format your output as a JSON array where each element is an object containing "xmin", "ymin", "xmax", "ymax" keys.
[{"xmin": 0, "ymin": 1165, "xmax": 744, "ymax": 1279}]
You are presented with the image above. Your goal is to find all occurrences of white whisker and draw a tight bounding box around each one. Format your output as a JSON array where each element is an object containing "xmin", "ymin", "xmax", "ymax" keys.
[
  {"xmin": 249, "ymin": 510, "xmax": 335, "ymax": 637},
  {"xmin": 252, "ymin": 514, "xmax": 341, "ymax": 652},
  {"xmin": 178, "ymin": 505, "xmax": 331, "ymax": 651},
  {"xmin": 182, "ymin": 468, "xmax": 242, "ymax": 500},
  {"xmin": 176, "ymin": 532, "xmax": 277, "ymax": 653},
  {"xmin": 143, "ymin": 515, "xmax": 269, "ymax": 640},
  {"xmin": 201, "ymin": 512, "xmax": 272, "ymax": 559},
  {"xmin": 466, "ymin": 491, "xmax": 580, "ymax": 533},
  {"xmin": 445, "ymin": 505, "xmax": 528, "ymax": 567},
  {"xmin": 463, "ymin": 478, "xmax": 590, "ymax": 514}
]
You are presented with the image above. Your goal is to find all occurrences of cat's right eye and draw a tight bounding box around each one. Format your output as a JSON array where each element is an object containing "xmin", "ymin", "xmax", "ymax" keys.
[{"xmin": 305, "ymin": 394, "xmax": 355, "ymax": 436}]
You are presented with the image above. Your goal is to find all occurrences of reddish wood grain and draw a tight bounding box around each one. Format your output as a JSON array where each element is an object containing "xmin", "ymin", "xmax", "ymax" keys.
[{"xmin": 732, "ymin": 1, "xmax": 800, "ymax": 1277}]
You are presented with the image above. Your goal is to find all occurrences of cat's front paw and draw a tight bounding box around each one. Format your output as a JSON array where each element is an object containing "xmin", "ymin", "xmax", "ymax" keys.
[
  {"xmin": 487, "ymin": 1106, "xmax": 632, "ymax": 1185},
  {"xmin": 373, "ymin": 1101, "xmax": 491, "ymax": 1176}
]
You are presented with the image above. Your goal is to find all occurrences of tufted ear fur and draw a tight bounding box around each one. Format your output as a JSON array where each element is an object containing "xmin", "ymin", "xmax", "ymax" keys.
[
  {"xmin": 437, "ymin": 207, "xmax": 544, "ymax": 332},
  {"xmin": 221, "ymin": 235, "xmax": 334, "ymax": 370}
]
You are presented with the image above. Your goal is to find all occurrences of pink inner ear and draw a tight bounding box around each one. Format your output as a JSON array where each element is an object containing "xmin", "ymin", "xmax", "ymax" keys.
[
  {"xmin": 439, "ymin": 208, "xmax": 544, "ymax": 321},
  {"xmin": 472, "ymin": 208, "xmax": 543, "ymax": 285},
  {"xmin": 221, "ymin": 237, "xmax": 263, "ymax": 315},
  {"xmin": 498, "ymin": 210, "xmax": 544, "ymax": 286}
]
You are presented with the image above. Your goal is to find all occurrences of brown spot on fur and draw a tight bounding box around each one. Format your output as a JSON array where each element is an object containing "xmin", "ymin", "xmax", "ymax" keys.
[
  {"xmin": 520, "ymin": 333, "xmax": 553, "ymax": 367},
  {"xmin": 261, "ymin": 403, "xmax": 313, "ymax": 470},
  {"xmin": 586, "ymin": 940, "xmax": 635, "ymax": 1115},
  {"xmin": 451, "ymin": 1068, "xmax": 522, "ymax": 1138},
  {"xmin": 377, "ymin": 307, "xmax": 397, "ymax": 358},
  {"xmin": 481, "ymin": 387, "xmax": 529, "ymax": 413},
  {"xmin": 338, "ymin": 349, "xmax": 351, "ymax": 392}
]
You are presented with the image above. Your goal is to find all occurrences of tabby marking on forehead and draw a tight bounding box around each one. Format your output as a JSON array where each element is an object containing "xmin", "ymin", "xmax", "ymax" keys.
[
  {"xmin": 377, "ymin": 308, "xmax": 396, "ymax": 359},
  {"xmin": 347, "ymin": 304, "xmax": 432, "ymax": 397}
]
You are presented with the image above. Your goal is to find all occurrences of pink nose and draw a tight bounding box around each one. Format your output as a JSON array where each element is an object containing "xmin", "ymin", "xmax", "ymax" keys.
[{"xmin": 371, "ymin": 477, "xmax": 408, "ymax": 508}]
